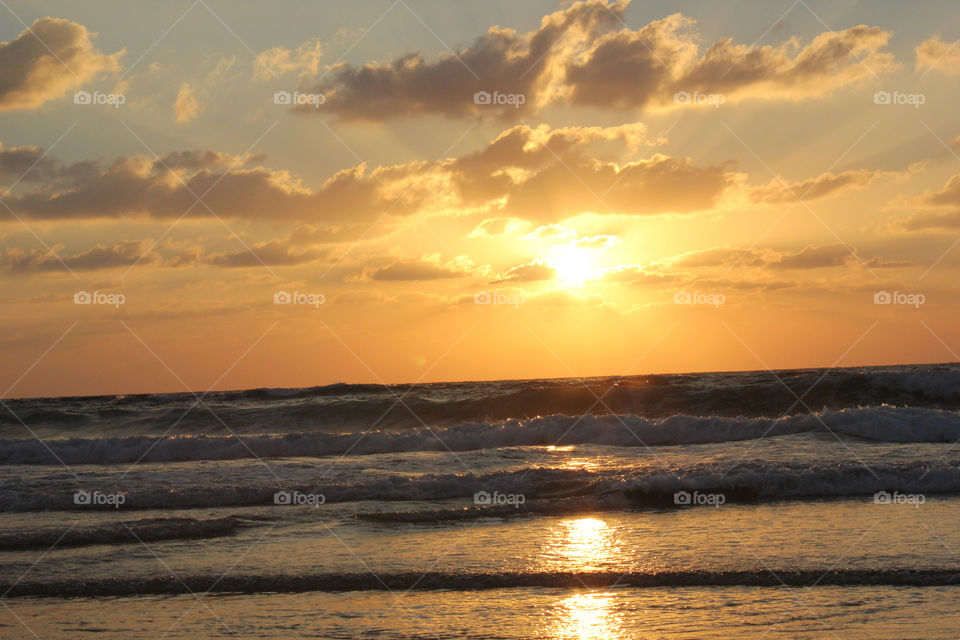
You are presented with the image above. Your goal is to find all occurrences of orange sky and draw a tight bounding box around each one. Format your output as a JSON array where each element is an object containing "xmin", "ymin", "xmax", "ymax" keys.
[{"xmin": 2, "ymin": 0, "xmax": 960, "ymax": 397}]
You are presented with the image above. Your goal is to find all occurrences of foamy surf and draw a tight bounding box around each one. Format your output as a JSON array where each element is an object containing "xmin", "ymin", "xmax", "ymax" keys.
[{"xmin": 2, "ymin": 405, "xmax": 958, "ymax": 465}]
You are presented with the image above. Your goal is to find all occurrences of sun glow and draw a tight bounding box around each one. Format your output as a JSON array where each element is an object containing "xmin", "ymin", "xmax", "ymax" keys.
[{"xmin": 549, "ymin": 246, "xmax": 596, "ymax": 285}]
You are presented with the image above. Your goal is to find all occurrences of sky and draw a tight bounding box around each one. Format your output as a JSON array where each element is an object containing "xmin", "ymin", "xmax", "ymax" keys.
[{"xmin": 2, "ymin": 0, "xmax": 960, "ymax": 398}]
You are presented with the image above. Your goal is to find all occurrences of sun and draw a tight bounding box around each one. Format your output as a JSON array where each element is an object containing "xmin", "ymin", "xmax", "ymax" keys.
[{"xmin": 549, "ymin": 246, "xmax": 595, "ymax": 285}]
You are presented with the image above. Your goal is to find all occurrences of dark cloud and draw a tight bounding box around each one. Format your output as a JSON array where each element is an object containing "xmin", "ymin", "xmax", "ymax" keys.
[
  {"xmin": 206, "ymin": 240, "xmax": 322, "ymax": 268},
  {"xmin": 1, "ymin": 123, "xmax": 728, "ymax": 224},
  {"xmin": 0, "ymin": 240, "xmax": 152, "ymax": 272},
  {"xmin": 902, "ymin": 210, "xmax": 960, "ymax": 231},
  {"xmin": 0, "ymin": 17, "xmax": 122, "ymax": 111},
  {"xmin": 299, "ymin": 1, "xmax": 894, "ymax": 121},
  {"xmin": 303, "ymin": 0, "xmax": 626, "ymax": 120}
]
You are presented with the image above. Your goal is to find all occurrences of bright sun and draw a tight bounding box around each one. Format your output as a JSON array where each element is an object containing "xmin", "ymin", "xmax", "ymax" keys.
[{"xmin": 549, "ymin": 246, "xmax": 595, "ymax": 285}]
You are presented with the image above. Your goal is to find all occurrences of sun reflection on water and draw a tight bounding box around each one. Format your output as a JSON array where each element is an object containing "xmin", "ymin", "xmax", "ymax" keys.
[
  {"xmin": 553, "ymin": 592, "xmax": 621, "ymax": 640},
  {"xmin": 543, "ymin": 517, "xmax": 618, "ymax": 572},
  {"xmin": 540, "ymin": 518, "xmax": 625, "ymax": 638}
]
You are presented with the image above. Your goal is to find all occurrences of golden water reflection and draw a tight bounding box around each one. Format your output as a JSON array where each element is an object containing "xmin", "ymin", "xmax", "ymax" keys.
[
  {"xmin": 542, "ymin": 517, "xmax": 626, "ymax": 638},
  {"xmin": 542, "ymin": 517, "xmax": 619, "ymax": 572},
  {"xmin": 553, "ymin": 591, "xmax": 621, "ymax": 640}
]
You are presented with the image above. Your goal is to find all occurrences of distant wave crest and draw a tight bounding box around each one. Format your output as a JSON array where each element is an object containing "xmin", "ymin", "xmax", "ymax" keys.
[{"xmin": 2, "ymin": 406, "xmax": 959, "ymax": 466}]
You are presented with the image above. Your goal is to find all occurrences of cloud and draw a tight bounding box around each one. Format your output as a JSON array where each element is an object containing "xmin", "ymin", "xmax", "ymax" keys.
[
  {"xmin": 897, "ymin": 173, "xmax": 960, "ymax": 231},
  {"xmin": 206, "ymin": 240, "xmax": 323, "ymax": 268},
  {"xmin": 1, "ymin": 123, "xmax": 728, "ymax": 223},
  {"xmin": 300, "ymin": 1, "xmax": 894, "ymax": 121},
  {"xmin": 773, "ymin": 244, "xmax": 853, "ymax": 269},
  {"xmin": 575, "ymin": 235, "xmax": 617, "ymax": 249},
  {"xmin": 6, "ymin": 121, "xmax": 894, "ymax": 226},
  {"xmin": 525, "ymin": 224, "xmax": 578, "ymax": 241},
  {"xmin": 467, "ymin": 217, "xmax": 530, "ymax": 238},
  {"xmin": 920, "ymin": 173, "xmax": 960, "ymax": 207},
  {"xmin": 355, "ymin": 254, "xmax": 476, "ymax": 281},
  {"xmin": 255, "ymin": 38, "xmax": 323, "ymax": 80},
  {"xmin": 567, "ymin": 15, "xmax": 895, "ymax": 110},
  {"xmin": 0, "ymin": 240, "xmax": 153, "ymax": 272},
  {"xmin": 2, "ymin": 152, "xmax": 386, "ymax": 222},
  {"xmin": 901, "ymin": 210, "xmax": 960, "ymax": 231},
  {"xmin": 448, "ymin": 123, "xmax": 732, "ymax": 220},
  {"xmin": 671, "ymin": 247, "xmax": 772, "ymax": 269},
  {"xmin": 286, "ymin": 223, "xmax": 386, "ymax": 244},
  {"xmin": 491, "ymin": 259, "xmax": 556, "ymax": 283},
  {"xmin": 0, "ymin": 17, "xmax": 123, "ymax": 111},
  {"xmin": 304, "ymin": 0, "xmax": 626, "ymax": 120},
  {"xmin": 861, "ymin": 257, "xmax": 913, "ymax": 268},
  {"xmin": 503, "ymin": 152, "xmax": 732, "ymax": 219},
  {"xmin": 596, "ymin": 264, "xmax": 675, "ymax": 285},
  {"xmin": 748, "ymin": 169, "xmax": 902, "ymax": 204},
  {"xmin": 174, "ymin": 83, "xmax": 201, "ymax": 122},
  {"xmin": 669, "ymin": 243, "xmax": 863, "ymax": 270},
  {"xmin": 156, "ymin": 150, "xmax": 265, "ymax": 171},
  {"xmin": 0, "ymin": 143, "xmax": 98, "ymax": 183},
  {"xmin": 915, "ymin": 36, "xmax": 960, "ymax": 74}
]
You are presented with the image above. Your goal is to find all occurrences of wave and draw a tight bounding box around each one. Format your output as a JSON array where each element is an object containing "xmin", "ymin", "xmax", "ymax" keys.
[
  {"xmin": 2, "ymin": 406, "xmax": 960, "ymax": 466},
  {"xmin": 3, "ymin": 462, "xmax": 959, "ymax": 513},
  {"xmin": 0, "ymin": 516, "xmax": 245, "ymax": 549},
  {"xmin": 5, "ymin": 363, "xmax": 960, "ymax": 436},
  {"xmin": 4, "ymin": 569, "xmax": 960, "ymax": 597}
]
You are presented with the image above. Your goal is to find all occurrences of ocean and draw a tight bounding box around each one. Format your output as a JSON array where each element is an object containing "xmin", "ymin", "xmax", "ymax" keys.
[{"xmin": 2, "ymin": 363, "xmax": 960, "ymax": 638}]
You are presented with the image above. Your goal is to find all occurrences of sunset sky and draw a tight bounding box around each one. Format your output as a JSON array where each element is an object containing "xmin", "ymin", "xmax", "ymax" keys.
[{"xmin": 3, "ymin": 0, "xmax": 960, "ymax": 398}]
